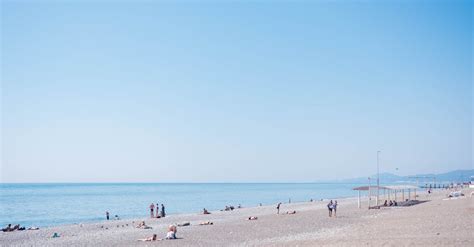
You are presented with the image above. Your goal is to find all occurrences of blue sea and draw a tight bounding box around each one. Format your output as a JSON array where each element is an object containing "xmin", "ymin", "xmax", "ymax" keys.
[{"xmin": 0, "ymin": 183, "xmax": 360, "ymax": 227}]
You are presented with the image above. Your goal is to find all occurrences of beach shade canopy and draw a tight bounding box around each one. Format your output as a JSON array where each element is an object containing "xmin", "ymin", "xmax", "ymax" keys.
[
  {"xmin": 353, "ymin": 185, "xmax": 387, "ymax": 191},
  {"xmin": 383, "ymin": 185, "xmax": 419, "ymax": 191},
  {"xmin": 352, "ymin": 185, "xmax": 418, "ymax": 191},
  {"xmin": 352, "ymin": 185, "xmax": 419, "ymax": 209}
]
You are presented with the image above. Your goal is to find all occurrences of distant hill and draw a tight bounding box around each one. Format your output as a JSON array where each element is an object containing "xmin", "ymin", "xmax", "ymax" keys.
[{"xmin": 324, "ymin": 169, "xmax": 473, "ymax": 184}]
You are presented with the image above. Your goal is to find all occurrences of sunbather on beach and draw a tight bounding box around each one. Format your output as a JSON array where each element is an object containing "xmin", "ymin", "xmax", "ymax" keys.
[
  {"xmin": 136, "ymin": 221, "xmax": 152, "ymax": 229},
  {"xmin": 137, "ymin": 234, "xmax": 158, "ymax": 242},
  {"xmin": 199, "ymin": 221, "xmax": 213, "ymax": 225},
  {"xmin": 2, "ymin": 224, "xmax": 13, "ymax": 232},
  {"xmin": 166, "ymin": 225, "xmax": 177, "ymax": 239},
  {"xmin": 6, "ymin": 224, "xmax": 24, "ymax": 231},
  {"xmin": 248, "ymin": 216, "xmax": 258, "ymax": 220},
  {"xmin": 203, "ymin": 208, "xmax": 211, "ymax": 214},
  {"xmin": 286, "ymin": 210, "xmax": 296, "ymax": 214},
  {"xmin": 383, "ymin": 200, "xmax": 388, "ymax": 206}
]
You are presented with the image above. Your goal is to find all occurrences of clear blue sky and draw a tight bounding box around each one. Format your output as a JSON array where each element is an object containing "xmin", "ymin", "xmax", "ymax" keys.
[{"xmin": 1, "ymin": 0, "xmax": 472, "ymax": 183}]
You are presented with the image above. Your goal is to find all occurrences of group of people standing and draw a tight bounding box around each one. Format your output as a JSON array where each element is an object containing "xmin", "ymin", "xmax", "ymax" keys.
[
  {"xmin": 150, "ymin": 203, "xmax": 166, "ymax": 218},
  {"xmin": 327, "ymin": 200, "xmax": 338, "ymax": 217}
]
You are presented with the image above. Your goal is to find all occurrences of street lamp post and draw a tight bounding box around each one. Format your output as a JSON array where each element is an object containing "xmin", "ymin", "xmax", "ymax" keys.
[
  {"xmin": 376, "ymin": 151, "xmax": 381, "ymax": 206},
  {"xmin": 368, "ymin": 177, "xmax": 371, "ymax": 209}
]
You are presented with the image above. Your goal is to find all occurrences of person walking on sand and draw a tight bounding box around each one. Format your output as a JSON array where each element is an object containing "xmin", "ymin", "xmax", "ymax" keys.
[
  {"xmin": 276, "ymin": 202, "xmax": 282, "ymax": 214},
  {"xmin": 333, "ymin": 200, "xmax": 338, "ymax": 217},
  {"xmin": 327, "ymin": 200, "xmax": 333, "ymax": 217},
  {"xmin": 106, "ymin": 211, "xmax": 109, "ymax": 220},
  {"xmin": 149, "ymin": 203, "xmax": 155, "ymax": 218},
  {"xmin": 160, "ymin": 204, "xmax": 166, "ymax": 217}
]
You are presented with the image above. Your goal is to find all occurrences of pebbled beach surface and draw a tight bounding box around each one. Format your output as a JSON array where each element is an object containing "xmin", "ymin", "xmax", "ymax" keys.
[{"xmin": 1, "ymin": 189, "xmax": 472, "ymax": 246}]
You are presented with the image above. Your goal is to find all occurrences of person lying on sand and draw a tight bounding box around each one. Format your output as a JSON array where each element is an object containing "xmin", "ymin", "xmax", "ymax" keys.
[
  {"xmin": 2, "ymin": 224, "xmax": 25, "ymax": 232},
  {"xmin": 247, "ymin": 216, "xmax": 258, "ymax": 220},
  {"xmin": 199, "ymin": 221, "xmax": 213, "ymax": 225},
  {"xmin": 177, "ymin": 222, "xmax": 190, "ymax": 227},
  {"xmin": 203, "ymin": 208, "xmax": 211, "ymax": 214},
  {"xmin": 137, "ymin": 226, "xmax": 178, "ymax": 242},
  {"xmin": 2, "ymin": 224, "xmax": 13, "ymax": 232},
  {"xmin": 286, "ymin": 210, "xmax": 296, "ymax": 214},
  {"xmin": 136, "ymin": 221, "xmax": 152, "ymax": 229},
  {"xmin": 138, "ymin": 234, "xmax": 158, "ymax": 242}
]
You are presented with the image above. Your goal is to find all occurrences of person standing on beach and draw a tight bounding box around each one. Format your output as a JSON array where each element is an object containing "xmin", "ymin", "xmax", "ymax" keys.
[
  {"xmin": 160, "ymin": 204, "xmax": 166, "ymax": 217},
  {"xmin": 106, "ymin": 211, "xmax": 109, "ymax": 220},
  {"xmin": 156, "ymin": 203, "xmax": 160, "ymax": 218},
  {"xmin": 149, "ymin": 203, "xmax": 155, "ymax": 218},
  {"xmin": 333, "ymin": 201, "xmax": 338, "ymax": 217},
  {"xmin": 327, "ymin": 200, "xmax": 333, "ymax": 217},
  {"xmin": 276, "ymin": 202, "xmax": 282, "ymax": 214}
]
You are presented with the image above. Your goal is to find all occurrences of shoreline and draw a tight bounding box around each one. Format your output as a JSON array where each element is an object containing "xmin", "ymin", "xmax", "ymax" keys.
[
  {"xmin": 0, "ymin": 182, "xmax": 366, "ymax": 228},
  {"xmin": 2, "ymin": 190, "xmax": 367, "ymax": 229},
  {"xmin": 0, "ymin": 188, "xmax": 443, "ymax": 230},
  {"xmin": 7, "ymin": 192, "xmax": 371, "ymax": 230},
  {"xmin": 3, "ymin": 188, "xmax": 472, "ymax": 246}
]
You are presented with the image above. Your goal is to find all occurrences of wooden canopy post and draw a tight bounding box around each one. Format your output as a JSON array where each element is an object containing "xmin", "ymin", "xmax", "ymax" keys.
[
  {"xmin": 358, "ymin": 191, "xmax": 361, "ymax": 209},
  {"xmin": 368, "ymin": 187, "xmax": 371, "ymax": 209}
]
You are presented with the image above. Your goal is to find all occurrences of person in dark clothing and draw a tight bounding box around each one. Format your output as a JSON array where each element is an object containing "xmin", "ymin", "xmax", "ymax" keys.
[
  {"xmin": 106, "ymin": 211, "xmax": 110, "ymax": 220},
  {"xmin": 160, "ymin": 204, "xmax": 166, "ymax": 217}
]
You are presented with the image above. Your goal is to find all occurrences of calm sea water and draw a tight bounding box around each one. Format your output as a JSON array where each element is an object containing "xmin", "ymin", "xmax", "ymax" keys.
[{"xmin": 0, "ymin": 183, "xmax": 360, "ymax": 227}]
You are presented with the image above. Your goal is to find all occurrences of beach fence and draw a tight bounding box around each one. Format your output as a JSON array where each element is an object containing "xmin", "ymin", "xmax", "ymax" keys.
[{"xmin": 353, "ymin": 185, "xmax": 419, "ymax": 209}]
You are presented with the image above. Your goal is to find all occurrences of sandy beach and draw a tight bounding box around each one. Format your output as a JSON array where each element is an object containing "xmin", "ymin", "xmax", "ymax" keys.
[{"xmin": 1, "ymin": 188, "xmax": 472, "ymax": 246}]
